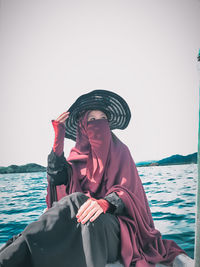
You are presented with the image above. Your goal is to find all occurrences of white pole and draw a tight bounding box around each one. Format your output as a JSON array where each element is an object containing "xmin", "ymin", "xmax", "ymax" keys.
[{"xmin": 194, "ymin": 49, "xmax": 200, "ymax": 267}]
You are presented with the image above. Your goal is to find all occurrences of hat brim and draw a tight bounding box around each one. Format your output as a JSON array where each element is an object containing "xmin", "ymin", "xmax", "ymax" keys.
[{"xmin": 65, "ymin": 89, "xmax": 131, "ymax": 141}]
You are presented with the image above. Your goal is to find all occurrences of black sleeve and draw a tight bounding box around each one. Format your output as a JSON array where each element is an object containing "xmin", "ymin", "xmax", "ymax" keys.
[
  {"xmin": 104, "ymin": 192, "xmax": 126, "ymax": 215},
  {"xmin": 47, "ymin": 148, "xmax": 72, "ymax": 186}
]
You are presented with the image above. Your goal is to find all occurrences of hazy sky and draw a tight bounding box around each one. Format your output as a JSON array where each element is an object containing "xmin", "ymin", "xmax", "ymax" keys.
[{"xmin": 0, "ymin": 0, "xmax": 200, "ymax": 167}]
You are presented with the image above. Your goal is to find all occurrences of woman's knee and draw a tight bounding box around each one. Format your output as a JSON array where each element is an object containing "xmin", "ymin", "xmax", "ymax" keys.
[
  {"xmin": 68, "ymin": 192, "xmax": 89, "ymax": 206},
  {"xmin": 70, "ymin": 192, "xmax": 88, "ymax": 201},
  {"xmin": 56, "ymin": 192, "xmax": 89, "ymax": 212}
]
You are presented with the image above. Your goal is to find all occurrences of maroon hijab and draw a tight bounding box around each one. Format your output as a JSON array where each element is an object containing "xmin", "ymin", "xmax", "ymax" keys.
[{"xmin": 59, "ymin": 111, "xmax": 186, "ymax": 267}]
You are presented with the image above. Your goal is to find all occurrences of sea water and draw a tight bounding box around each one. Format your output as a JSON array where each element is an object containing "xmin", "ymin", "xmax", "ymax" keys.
[{"xmin": 0, "ymin": 163, "xmax": 197, "ymax": 258}]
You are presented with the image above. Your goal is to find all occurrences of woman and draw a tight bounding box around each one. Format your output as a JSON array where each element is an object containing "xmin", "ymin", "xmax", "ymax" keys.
[{"xmin": 0, "ymin": 90, "xmax": 187, "ymax": 267}]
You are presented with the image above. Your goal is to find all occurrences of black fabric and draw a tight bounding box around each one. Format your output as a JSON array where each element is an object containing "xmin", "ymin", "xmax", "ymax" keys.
[
  {"xmin": 104, "ymin": 192, "xmax": 126, "ymax": 215},
  {"xmin": 0, "ymin": 192, "xmax": 121, "ymax": 267},
  {"xmin": 47, "ymin": 149, "xmax": 126, "ymax": 213},
  {"xmin": 0, "ymin": 233, "xmax": 22, "ymax": 254},
  {"xmin": 47, "ymin": 148, "xmax": 72, "ymax": 186},
  {"xmin": 48, "ymin": 177, "xmax": 58, "ymax": 207},
  {"xmin": 0, "ymin": 234, "xmax": 32, "ymax": 267}
]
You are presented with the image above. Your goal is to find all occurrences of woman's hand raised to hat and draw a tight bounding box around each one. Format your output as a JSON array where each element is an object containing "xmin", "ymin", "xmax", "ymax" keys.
[{"xmin": 55, "ymin": 111, "xmax": 70, "ymax": 126}]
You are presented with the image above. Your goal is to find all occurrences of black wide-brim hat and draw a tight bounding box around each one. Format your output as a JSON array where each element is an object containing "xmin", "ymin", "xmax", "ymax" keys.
[{"xmin": 65, "ymin": 89, "xmax": 131, "ymax": 141}]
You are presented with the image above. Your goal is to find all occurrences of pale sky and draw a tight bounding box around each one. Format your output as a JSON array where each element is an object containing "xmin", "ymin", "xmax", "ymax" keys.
[{"xmin": 0, "ymin": 0, "xmax": 199, "ymax": 167}]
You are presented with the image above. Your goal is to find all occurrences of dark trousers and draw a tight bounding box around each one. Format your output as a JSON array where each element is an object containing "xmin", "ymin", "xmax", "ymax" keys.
[{"xmin": 0, "ymin": 192, "xmax": 121, "ymax": 267}]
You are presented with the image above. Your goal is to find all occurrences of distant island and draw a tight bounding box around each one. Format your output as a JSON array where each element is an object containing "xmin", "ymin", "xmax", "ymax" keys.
[
  {"xmin": 0, "ymin": 163, "xmax": 46, "ymax": 174},
  {"xmin": 136, "ymin": 152, "xmax": 197, "ymax": 167},
  {"xmin": 0, "ymin": 152, "xmax": 197, "ymax": 174}
]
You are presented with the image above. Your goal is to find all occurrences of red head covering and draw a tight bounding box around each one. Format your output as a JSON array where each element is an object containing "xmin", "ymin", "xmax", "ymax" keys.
[
  {"xmin": 64, "ymin": 111, "xmax": 186, "ymax": 267},
  {"xmin": 67, "ymin": 110, "xmax": 112, "ymax": 196}
]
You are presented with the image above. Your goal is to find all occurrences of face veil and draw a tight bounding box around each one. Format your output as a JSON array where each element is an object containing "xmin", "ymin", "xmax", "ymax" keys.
[{"xmin": 67, "ymin": 110, "xmax": 112, "ymax": 194}]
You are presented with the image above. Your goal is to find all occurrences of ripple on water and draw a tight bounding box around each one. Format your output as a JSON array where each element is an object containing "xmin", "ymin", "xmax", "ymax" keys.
[{"xmin": 0, "ymin": 165, "xmax": 197, "ymax": 259}]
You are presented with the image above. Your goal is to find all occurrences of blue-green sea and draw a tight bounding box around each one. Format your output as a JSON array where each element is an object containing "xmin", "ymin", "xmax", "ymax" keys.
[{"xmin": 0, "ymin": 164, "xmax": 197, "ymax": 258}]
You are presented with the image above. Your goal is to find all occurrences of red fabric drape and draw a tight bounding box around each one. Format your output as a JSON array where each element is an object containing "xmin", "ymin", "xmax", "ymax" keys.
[
  {"xmin": 52, "ymin": 119, "xmax": 65, "ymax": 157},
  {"xmin": 48, "ymin": 111, "xmax": 186, "ymax": 267},
  {"xmin": 47, "ymin": 117, "xmax": 110, "ymax": 212}
]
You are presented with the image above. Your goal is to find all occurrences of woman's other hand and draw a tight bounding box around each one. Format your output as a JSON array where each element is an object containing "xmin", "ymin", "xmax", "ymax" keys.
[
  {"xmin": 55, "ymin": 111, "xmax": 70, "ymax": 126},
  {"xmin": 76, "ymin": 198, "xmax": 104, "ymax": 224},
  {"xmin": 43, "ymin": 207, "xmax": 48, "ymax": 213}
]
